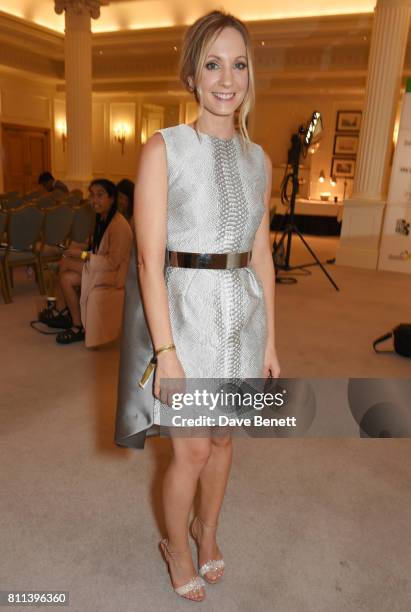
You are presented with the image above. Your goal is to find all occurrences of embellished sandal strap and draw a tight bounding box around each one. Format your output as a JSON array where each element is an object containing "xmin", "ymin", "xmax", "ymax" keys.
[
  {"xmin": 160, "ymin": 538, "xmax": 190, "ymax": 559},
  {"xmin": 199, "ymin": 559, "xmax": 225, "ymax": 577},
  {"xmin": 174, "ymin": 575, "xmax": 206, "ymax": 596},
  {"xmin": 160, "ymin": 539, "xmax": 205, "ymax": 597}
]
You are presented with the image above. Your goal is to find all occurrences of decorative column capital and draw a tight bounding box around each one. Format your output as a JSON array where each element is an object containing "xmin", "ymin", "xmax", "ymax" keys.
[{"xmin": 54, "ymin": 0, "xmax": 109, "ymax": 19}]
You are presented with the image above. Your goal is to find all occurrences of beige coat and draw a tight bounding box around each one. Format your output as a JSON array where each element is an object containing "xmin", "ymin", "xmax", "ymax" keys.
[{"xmin": 80, "ymin": 212, "xmax": 132, "ymax": 348}]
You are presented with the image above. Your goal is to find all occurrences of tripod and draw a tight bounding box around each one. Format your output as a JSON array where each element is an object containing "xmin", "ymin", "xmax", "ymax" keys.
[{"xmin": 274, "ymin": 130, "xmax": 339, "ymax": 292}]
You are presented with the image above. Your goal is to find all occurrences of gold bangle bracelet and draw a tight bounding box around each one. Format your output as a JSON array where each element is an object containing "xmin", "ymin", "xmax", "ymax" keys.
[
  {"xmin": 81, "ymin": 250, "xmax": 88, "ymax": 261},
  {"xmin": 155, "ymin": 343, "xmax": 176, "ymax": 356}
]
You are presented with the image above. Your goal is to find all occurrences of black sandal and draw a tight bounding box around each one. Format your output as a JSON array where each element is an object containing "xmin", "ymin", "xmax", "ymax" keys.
[
  {"xmin": 56, "ymin": 325, "xmax": 85, "ymax": 345},
  {"xmin": 39, "ymin": 306, "xmax": 72, "ymax": 329}
]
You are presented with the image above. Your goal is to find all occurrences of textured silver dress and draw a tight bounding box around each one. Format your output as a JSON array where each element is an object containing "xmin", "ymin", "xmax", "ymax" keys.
[{"xmin": 115, "ymin": 123, "xmax": 267, "ymax": 448}]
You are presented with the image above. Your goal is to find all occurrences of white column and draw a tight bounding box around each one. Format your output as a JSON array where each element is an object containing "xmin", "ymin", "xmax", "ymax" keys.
[
  {"xmin": 54, "ymin": 1, "xmax": 108, "ymax": 190},
  {"xmin": 336, "ymin": 0, "xmax": 411, "ymax": 269}
]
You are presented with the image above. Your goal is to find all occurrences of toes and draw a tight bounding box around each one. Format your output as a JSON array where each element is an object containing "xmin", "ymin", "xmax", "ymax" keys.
[
  {"xmin": 188, "ymin": 589, "xmax": 204, "ymax": 601},
  {"xmin": 206, "ymin": 568, "xmax": 224, "ymax": 582}
]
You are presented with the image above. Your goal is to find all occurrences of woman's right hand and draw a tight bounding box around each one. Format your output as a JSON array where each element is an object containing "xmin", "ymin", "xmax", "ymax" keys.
[{"xmin": 154, "ymin": 350, "xmax": 186, "ymax": 408}]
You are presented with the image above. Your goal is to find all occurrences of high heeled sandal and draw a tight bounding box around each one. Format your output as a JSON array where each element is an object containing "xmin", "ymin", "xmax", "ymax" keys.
[
  {"xmin": 190, "ymin": 516, "xmax": 225, "ymax": 584},
  {"xmin": 55, "ymin": 324, "xmax": 85, "ymax": 345},
  {"xmin": 159, "ymin": 538, "xmax": 206, "ymax": 601}
]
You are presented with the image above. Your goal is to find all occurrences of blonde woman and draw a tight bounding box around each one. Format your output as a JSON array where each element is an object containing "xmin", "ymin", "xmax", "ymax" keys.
[{"xmin": 115, "ymin": 10, "xmax": 280, "ymax": 602}]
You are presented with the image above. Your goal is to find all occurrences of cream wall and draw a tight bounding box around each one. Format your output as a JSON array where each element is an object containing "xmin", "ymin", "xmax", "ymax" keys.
[
  {"xmin": 52, "ymin": 96, "xmax": 139, "ymax": 184},
  {"xmin": 1, "ymin": 73, "xmax": 397, "ymax": 200},
  {"xmin": 0, "ymin": 73, "xmax": 181, "ymax": 192},
  {"xmin": 88, "ymin": 97, "xmax": 179, "ymax": 184},
  {"xmin": 0, "ymin": 72, "xmax": 62, "ymax": 192},
  {"xmin": 252, "ymin": 94, "xmax": 364, "ymax": 201}
]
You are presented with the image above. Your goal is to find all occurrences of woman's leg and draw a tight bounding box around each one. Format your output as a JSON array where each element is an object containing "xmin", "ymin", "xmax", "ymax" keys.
[
  {"xmin": 58, "ymin": 270, "xmax": 82, "ymax": 326},
  {"xmin": 55, "ymin": 258, "xmax": 82, "ymax": 315},
  {"xmin": 198, "ymin": 432, "xmax": 233, "ymax": 524},
  {"xmin": 54, "ymin": 282, "xmax": 66, "ymax": 311},
  {"xmin": 194, "ymin": 433, "xmax": 233, "ymax": 577},
  {"xmin": 162, "ymin": 434, "xmax": 212, "ymax": 587}
]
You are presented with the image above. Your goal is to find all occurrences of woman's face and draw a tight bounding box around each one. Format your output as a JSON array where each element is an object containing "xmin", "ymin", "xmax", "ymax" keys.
[
  {"xmin": 117, "ymin": 192, "xmax": 129, "ymax": 216},
  {"xmin": 193, "ymin": 27, "xmax": 249, "ymax": 119},
  {"xmin": 89, "ymin": 184, "xmax": 113, "ymax": 217}
]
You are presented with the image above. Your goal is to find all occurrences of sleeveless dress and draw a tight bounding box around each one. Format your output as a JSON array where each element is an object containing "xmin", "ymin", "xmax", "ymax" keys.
[{"xmin": 115, "ymin": 123, "xmax": 268, "ymax": 448}]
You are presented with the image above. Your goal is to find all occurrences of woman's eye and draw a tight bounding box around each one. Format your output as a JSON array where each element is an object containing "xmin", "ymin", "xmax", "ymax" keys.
[
  {"xmin": 205, "ymin": 62, "xmax": 247, "ymax": 70},
  {"xmin": 205, "ymin": 61, "xmax": 247, "ymax": 71}
]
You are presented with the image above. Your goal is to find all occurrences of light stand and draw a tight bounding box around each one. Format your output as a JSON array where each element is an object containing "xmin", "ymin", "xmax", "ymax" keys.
[
  {"xmin": 343, "ymin": 178, "xmax": 348, "ymax": 201},
  {"xmin": 273, "ymin": 114, "xmax": 339, "ymax": 292}
]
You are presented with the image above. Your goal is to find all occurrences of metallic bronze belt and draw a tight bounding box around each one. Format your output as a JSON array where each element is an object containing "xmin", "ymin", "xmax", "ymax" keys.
[{"xmin": 167, "ymin": 250, "xmax": 252, "ymax": 269}]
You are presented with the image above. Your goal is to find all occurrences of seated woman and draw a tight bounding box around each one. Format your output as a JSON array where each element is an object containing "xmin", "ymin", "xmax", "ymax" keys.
[
  {"xmin": 116, "ymin": 178, "xmax": 134, "ymax": 223},
  {"xmin": 39, "ymin": 179, "xmax": 132, "ymax": 345}
]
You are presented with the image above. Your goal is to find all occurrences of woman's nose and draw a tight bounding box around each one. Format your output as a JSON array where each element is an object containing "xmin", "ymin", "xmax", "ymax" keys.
[{"xmin": 219, "ymin": 67, "xmax": 234, "ymax": 87}]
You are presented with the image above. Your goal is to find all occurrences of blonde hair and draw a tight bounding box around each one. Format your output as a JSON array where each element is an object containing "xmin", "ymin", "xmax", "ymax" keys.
[{"xmin": 179, "ymin": 10, "xmax": 256, "ymax": 152}]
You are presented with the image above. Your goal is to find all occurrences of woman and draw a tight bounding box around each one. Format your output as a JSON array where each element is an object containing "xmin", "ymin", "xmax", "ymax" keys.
[
  {"xmin": 39, "ymin": 179, "xmax": 132, "ymax": 346},
  {"xmin": 115, "ymin": 10, "xmax": 280, "ymax": 602},
  {"xmin": 116, "ymin": 178, "xmax": 135, "ymax": 222}
]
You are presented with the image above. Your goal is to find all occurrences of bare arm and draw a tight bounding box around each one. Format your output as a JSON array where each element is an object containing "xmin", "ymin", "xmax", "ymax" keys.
[
  {"xmin": 134, "ymin": 132, "xmax": 185, "ymax": 399},
  {"xmin": 250, "ymin": 151, "xmax": 280, "ymax": 377},
  {"xmin": 134, "ymin": 132, "xmax": 173, "ymax": 349}
]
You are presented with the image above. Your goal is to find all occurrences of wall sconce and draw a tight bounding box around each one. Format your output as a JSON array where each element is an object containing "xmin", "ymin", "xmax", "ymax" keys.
[
  {"xmin": 56, "ymin": 120, "xmax": 67, "ymax": 152},
  {"xmin": 330, "ymin": 175, "xmax": 337, "ymax": 187},
  {"xmin": 319, "ymin": 170, "xmax": 326, "ymax": 183},
  {"xmin": 309, "ymin": 142, "xmax": 320, "ymax": 155},
  {"xmin": 114, "ymin": 123, "xmax": 131, "ymax": 155}
]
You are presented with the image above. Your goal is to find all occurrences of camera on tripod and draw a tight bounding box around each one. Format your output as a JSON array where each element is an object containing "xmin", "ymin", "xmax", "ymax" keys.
[{"xmin": 272, "ymin": 111, "xmax": 339, "ymax": 292}]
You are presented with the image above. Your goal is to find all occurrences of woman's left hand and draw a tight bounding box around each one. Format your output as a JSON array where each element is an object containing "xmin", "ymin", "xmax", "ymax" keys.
[
  {"xmin": 64, "ymin": 248, "xmax": 82, "ymax": 259},
  {"xmin": 262, "ymin": 345, "xmax": 281, "ymax": 379}
]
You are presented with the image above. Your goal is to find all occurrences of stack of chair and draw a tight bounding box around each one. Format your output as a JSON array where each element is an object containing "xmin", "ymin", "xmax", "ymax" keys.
[
  {"xmin": 36, "ymin": 195, "xmax": 56, "ymax": 210},
  {"xmin": 22, "ymin": 190, "xmax": 42, "ymax": 202},
  {"xmin": 0, "ymin": 196, "xmax": 24, "ymax": 211},
  {"xmin": 0, "ymin": 190, "xmax": 95, "ymax": 303}
]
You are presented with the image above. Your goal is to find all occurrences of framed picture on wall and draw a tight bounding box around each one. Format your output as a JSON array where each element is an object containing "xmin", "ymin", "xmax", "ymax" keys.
[
  {"xmin": 336, "ymin": 110, "xmax": 362, "ymax": 133},
  {"xmin": 331, "ymin": 157, "xmax": 356, "ymax": 179},
  {"xmin": 333, "ymin": 134, "xmax": 359, "ymax": 156}
]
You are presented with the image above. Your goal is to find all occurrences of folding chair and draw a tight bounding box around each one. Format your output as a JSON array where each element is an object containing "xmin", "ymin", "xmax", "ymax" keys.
[
  {"xmin": 39, "ymin": 204, "xmax": 75, "ymax": 266},
  {"xmin": 1, "ymin": 197, "xmax": 25, "ymax": 210},
  {"xmin": 0, "ymin": 210, "xmax": 11, "ymax": 303},
  {"xmin": 23, "ymin": 190, "xmax": 42, "ymax": 201},
  {"xmin": 0, "ymin": 205, "xmax": 45, "ymax": 301},
  {"xmin": 36, "ymin": 196, "xmax": 55, "ymax": 209}
]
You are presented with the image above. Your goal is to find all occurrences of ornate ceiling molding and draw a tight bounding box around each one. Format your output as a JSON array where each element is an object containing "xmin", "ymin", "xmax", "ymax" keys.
[
  {"xmin": 54, "ymin": 1, "xmax": 109, "ymax": 20},
  {"xmin": 0, "ymin": 11, "xmax": 410, "ymax": 94},
  {"xmin": 0, "ymin": 45, "xmax": 63, "ymax": 80}
]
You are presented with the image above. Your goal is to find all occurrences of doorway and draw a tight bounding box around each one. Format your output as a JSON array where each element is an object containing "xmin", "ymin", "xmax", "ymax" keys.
[{"xmin": 1, "ymin": 123, "xmax": 50, "ymax": 194}]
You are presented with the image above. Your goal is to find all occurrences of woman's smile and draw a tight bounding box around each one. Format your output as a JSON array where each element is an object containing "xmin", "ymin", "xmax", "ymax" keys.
[{"xmin": 212, "ymin": 92, "xmax": 236, "ymax": 101}]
